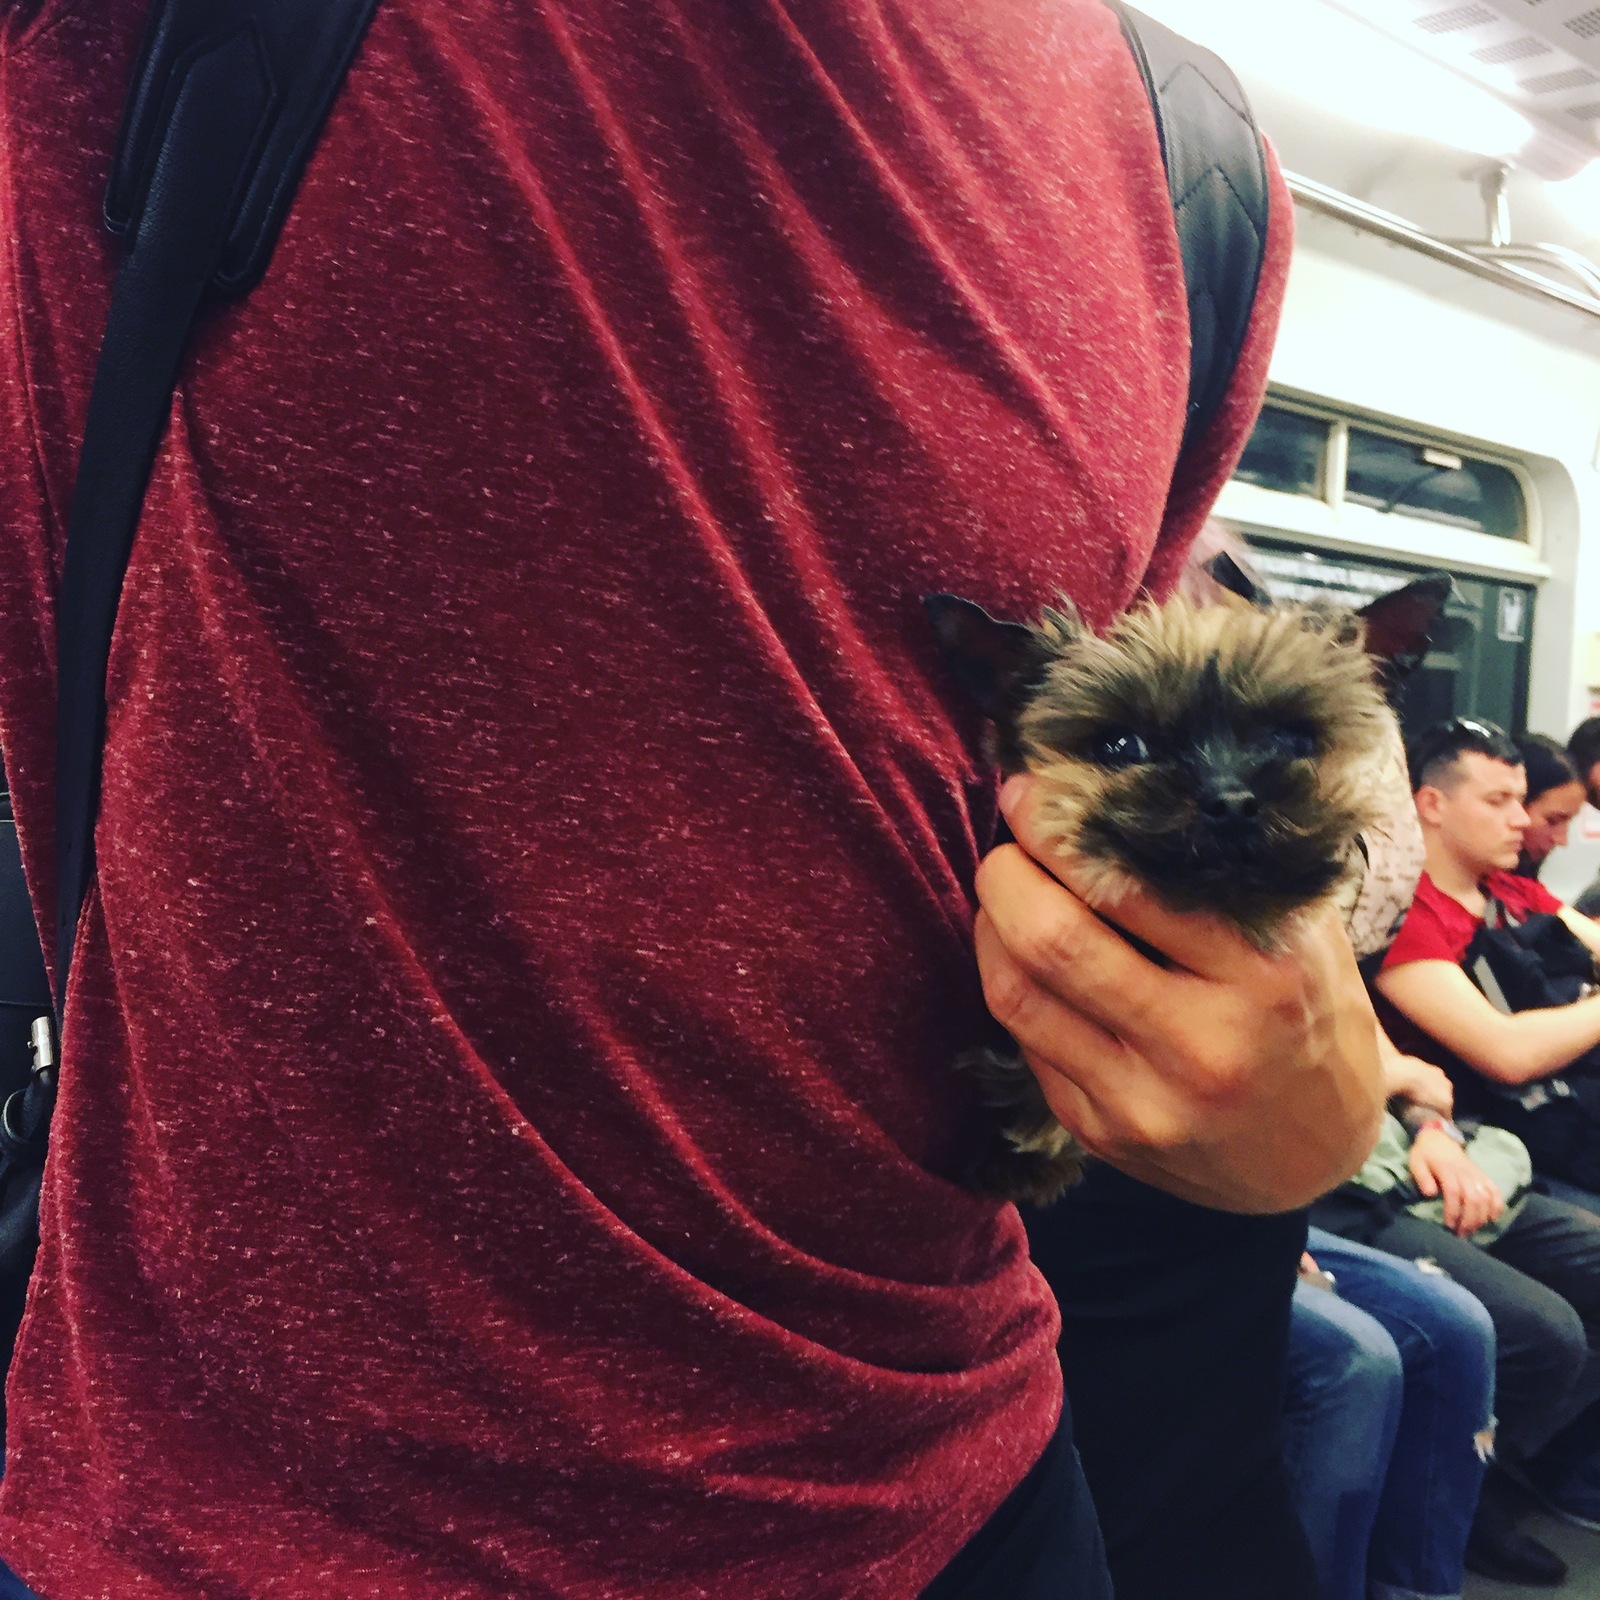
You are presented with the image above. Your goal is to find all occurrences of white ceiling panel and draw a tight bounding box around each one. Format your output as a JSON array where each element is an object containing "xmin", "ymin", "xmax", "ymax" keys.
[{"xmin": 1336, "ymin": 0, "xmax": 1600, "ymax": 157}]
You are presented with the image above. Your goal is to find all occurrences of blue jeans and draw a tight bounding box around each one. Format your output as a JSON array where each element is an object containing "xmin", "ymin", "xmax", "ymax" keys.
[{"xmin": 1285, "ymin": 1230, "xmax": 1495, "ymax": 1600}]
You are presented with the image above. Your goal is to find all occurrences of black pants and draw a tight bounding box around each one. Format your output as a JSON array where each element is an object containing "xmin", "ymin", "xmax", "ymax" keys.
[
  {"xmin": 920, "ymin": 1409, "xmax": 1112, "ymax": 1600},
  {"xmin": 1026, "ymin": 1164, "xmax": 1318, "ymax": 1600},
  {"xmin": 1339, "ymin": 1193, "xmax": 1600, "ymax": 1462}
]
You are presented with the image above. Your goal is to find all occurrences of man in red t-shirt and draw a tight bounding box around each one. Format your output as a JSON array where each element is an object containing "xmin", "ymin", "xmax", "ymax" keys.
[
  {"xmin": 1327, "ymin": 717, "xmax": 1600, "ymax": 1571},
  {"xmin": 1378, "ymin": 718, "xmax": 1600, "ymax": 1091}
]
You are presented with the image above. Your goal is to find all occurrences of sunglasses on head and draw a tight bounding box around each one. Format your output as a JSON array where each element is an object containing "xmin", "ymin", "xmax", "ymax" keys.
[{"xmin": 1445, "ymin": 716, "xmax": 1509, "ymax": 742}]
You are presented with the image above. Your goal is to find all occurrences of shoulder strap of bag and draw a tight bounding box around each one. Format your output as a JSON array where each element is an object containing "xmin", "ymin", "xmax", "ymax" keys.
[
  {"xmin": 1472, "ymin": 898, "xmax": 1512, "ymax": 1010},
  {"xmin": 54, "ymin": 0, "xmax": 381, "ymax": 1006},
  {"xmin": 1110, "ymin": 2, "xmax": 1271, "ymax": 467},
  {"xmin": 0, "ymin": 1, "xmax": 379, "ymax": 1176},
  {"xmin": 0, "ymin": 6, "xmax": 371, "ymax": 1407}
]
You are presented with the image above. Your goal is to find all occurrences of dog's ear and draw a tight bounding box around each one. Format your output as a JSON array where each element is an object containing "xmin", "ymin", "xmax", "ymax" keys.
[
  {"xmin": 924, "ymin": 594, "xmax": 1044, "ymax": 720},
  {"xmin": 1204, "ymin": 550, "xmax": 1272, "ymax": 609},
  {"xmin": 1036, "ymin": 596, "xmax": 1087, "ymax": 647},
  {"xmin": 1359, "ymin": 574, "xmax": 1454, "ymax": 680}
]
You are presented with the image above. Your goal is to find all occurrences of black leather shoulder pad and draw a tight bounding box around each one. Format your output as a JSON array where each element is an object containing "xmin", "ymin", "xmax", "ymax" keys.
[{"xmin": 1111, "ymin": 3, "xmax": 1271, "ymax": 464}]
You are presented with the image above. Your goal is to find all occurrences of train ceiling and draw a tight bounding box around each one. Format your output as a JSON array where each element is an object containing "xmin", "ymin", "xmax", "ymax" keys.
[{"xmin": 1336, "ymin": 0, "xmax": 1600, "ymax": 173}]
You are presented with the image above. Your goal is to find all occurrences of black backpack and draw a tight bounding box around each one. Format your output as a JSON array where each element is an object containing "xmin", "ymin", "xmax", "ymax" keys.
[
  {"xmin": 1456, "ymin": 899, "xmax": 1600, "ymax": 1191},
  {"xmin": 0, "ymin": 0, "xmax": 1270, "ymax": 1415}
]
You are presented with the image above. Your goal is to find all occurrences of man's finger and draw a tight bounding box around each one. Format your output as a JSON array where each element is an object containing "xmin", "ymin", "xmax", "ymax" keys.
[
  {"xmin": 975, "ymin": 846, "xmax": 1210, "ymax": 1060},
  {"xmin": 1440, "ymin": 1169, "xmax": 1465, "ymax": 1232},
  {"xmin": 972, "ymin": 909, "xmax": 1135, "ymax": 1100},
  {"xmin": 1000, "ymin": 774, "xmax": 1279, "ymax": 983}
]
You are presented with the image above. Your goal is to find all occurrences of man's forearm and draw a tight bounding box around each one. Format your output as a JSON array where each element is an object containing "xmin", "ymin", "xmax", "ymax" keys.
[
  {"xmin": 1376, "ymin": 962, "xmax": 1600, "ymax": 1087},
  {"xmin": 1429, "ymin": 993, "xmax": 1600, "ymax": 1085},
  {"xmin": 1486, "ymin": 994, "xmax": 1600, "ymax": 1084}
]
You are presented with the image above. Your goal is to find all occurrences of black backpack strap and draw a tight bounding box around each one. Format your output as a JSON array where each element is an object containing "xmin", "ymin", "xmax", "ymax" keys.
[
  {"xmin": 0, "ymin": 0, "xmax": 378, "ymax": 1168},
  {"xmin": 1470, "ymin": 904, "xmax": 1514, "ymax": 1015},
  {"xmin": 55, "ymin": 0, "xmax": 381, "ymax": 1003},
  {"xmin": 0, "ymin": 0, "xmax": 380, "ymax": 1408},
  {"xmin": 1110, "ymin": 3, "xmax": 1271, "ymax": 466}
]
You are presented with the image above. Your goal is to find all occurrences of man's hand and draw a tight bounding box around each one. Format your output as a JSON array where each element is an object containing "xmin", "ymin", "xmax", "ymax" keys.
[
  {"xmin": 972, "ymin": 776, "xmax": 1385, "ymax": 1213},
  {"xmin": 1380, "ymin": 1044, "xmax": 1454, "ymax": 1116},
  {"xmin": 1408, "ymin": 1128, "xmax": 1503, "ymax": 1237}
]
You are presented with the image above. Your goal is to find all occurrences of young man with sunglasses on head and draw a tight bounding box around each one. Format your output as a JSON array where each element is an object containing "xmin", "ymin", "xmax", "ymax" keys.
[
  {"xmin": 1367, "ymin": 717, "xmax": 1600, "ymax": 1563},
  {"xmin": 1377, "ymin": 719, "xmax": 1600, "ymax": 1094}
]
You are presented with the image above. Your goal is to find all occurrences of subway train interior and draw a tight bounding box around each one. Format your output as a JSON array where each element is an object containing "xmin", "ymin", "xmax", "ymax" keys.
[
  {"xmin": 1145, "ymin": 0, "xmax": 1600, "ymax": 923},
  {"xmin": 1144, "ymin": 6, "xmax": 1600, "ymax": 1581}
]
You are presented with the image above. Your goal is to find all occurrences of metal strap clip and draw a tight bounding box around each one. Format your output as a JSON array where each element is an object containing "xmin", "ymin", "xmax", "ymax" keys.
[{"xmin": 28, "ymin": 1016, "xmax": 55, "ymax": 1082}]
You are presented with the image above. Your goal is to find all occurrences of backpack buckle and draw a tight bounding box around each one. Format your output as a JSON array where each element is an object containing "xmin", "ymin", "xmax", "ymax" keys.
[{"xmin": 28, "ymin": 1017, "xmax": 55, "ymax": 1088}]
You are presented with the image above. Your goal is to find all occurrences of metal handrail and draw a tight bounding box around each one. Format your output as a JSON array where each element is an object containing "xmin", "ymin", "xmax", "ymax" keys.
[
  {"xmin": 1449, "ymin": 241, "xmax": 1600, "ymax": 302},
  {"xmin": 1284, "ymin": 170, "xmax": 1600, "ymax": 322}
]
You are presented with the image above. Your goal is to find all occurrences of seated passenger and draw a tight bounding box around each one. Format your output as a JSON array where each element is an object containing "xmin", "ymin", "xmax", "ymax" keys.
[
  {"xmin": 1375, "ymin": 718, "xmax": 1600, "ymax": 1192},
  {"xmin": 1568, "ymin": 717, "xmax": 1600, "ymax": 919},
  {"xmin": 1284, "ymin": 1228, "xmax": 1494, "ymax": 1600},
  {"xmin": 1311, "ymin": 1034, "xmax": 1600, "ymax": 1584},
  {"xmin": 1511, "ymin": 732, "xmax": 1588, "ymax": 884}
]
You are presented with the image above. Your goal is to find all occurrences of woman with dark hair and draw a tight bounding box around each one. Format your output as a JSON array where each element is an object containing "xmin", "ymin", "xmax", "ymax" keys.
[{"xmin": 1513, "ymin": 732, "xmax": 1588, "ymax": 880}]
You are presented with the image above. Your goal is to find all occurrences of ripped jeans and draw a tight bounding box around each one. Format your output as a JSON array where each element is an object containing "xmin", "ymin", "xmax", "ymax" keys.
[{"xmin": 1285, "ymin": 1230, "xmax": 1495, "ymax": 1600}]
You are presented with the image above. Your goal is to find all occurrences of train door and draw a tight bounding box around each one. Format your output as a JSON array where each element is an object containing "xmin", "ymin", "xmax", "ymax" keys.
[{"xmin": 1242, "ymin": 540, "xmax": 1535, "ymax": 743}]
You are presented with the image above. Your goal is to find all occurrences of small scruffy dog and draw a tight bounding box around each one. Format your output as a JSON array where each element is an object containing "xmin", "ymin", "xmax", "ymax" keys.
[{"xmin": 927, "ymin": 571, "xmax": 1443, "ymax": 1205}]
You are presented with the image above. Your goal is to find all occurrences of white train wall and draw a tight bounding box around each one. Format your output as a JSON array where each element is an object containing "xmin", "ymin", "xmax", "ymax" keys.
[{"xmin": 1213, "ymin": 219, "xmax": 1600, "ymax": 901}]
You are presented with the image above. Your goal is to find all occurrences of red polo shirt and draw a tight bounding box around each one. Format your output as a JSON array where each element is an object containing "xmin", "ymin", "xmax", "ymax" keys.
[{"xmin": 0, "ymin": 2, "xmax": 1289, "ymax": 1595}]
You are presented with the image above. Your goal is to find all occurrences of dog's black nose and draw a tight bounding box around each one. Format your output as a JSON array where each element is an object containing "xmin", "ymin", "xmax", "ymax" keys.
[{"xmin": 1199, "ymin": 787, "xmax": 1261, "ymax": 826}]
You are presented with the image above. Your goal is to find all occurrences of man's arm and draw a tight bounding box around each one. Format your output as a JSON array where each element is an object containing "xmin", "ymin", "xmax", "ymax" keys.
[
  {"xmin": 1558, "ymin": 904, "xmax": 1600, "ymax": 959},
  {"xmin": 1376, "ymin": 958, "xmax": 1600, "ymax": 1085},
  {"xmin": 1376, "ymin": 1021, "xmax": 1454, "ymax": 1113},
  {"xmin": 974, "ymin": 776, "xmax": 1385, "ymax": 1214}
]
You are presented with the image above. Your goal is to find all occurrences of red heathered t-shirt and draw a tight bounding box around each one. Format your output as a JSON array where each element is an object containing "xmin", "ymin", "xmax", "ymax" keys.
[
  {"xmin": 0, "ymin": 3, "xmax": 1290, "ymax": 1596},
  {"xmin": 1381, "ymin": 870, "xmax": 1565, "ymax": 971}
]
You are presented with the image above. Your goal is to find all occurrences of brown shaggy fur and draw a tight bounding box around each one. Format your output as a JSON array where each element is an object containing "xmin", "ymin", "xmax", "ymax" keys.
[
  {"xmin": 1021, "ymin": 596, "xmax": 1393, "ymax": 947},
  {"xmin": 931, "ymin": 591, "xmax": 1396, "ymax": 1205}
]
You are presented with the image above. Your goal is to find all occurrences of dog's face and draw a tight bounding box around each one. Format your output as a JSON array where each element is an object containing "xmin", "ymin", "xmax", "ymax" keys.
[
  {"xmin": 927, "ymin": 590, "xmax": 1400, "ymax": 947},
  {"xmin": 1021, "ymin": 597, "xmax": 1394, "ymax": 943}
]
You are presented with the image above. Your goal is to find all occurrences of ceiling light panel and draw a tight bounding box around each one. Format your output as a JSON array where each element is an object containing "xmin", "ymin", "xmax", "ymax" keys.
[{"xmin": 1338, "ymin": 0, "xmax": 1600, "ymax": 151}]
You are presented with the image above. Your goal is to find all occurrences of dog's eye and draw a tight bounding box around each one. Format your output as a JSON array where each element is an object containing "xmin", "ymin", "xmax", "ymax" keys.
[
  {"xmin": 1090, "ymin": 728, "xmax": 1150, "ymax": 769},
  {"xmin": 1270, "ymin": 723, "xmax": 1318, "ymax": 761}
]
